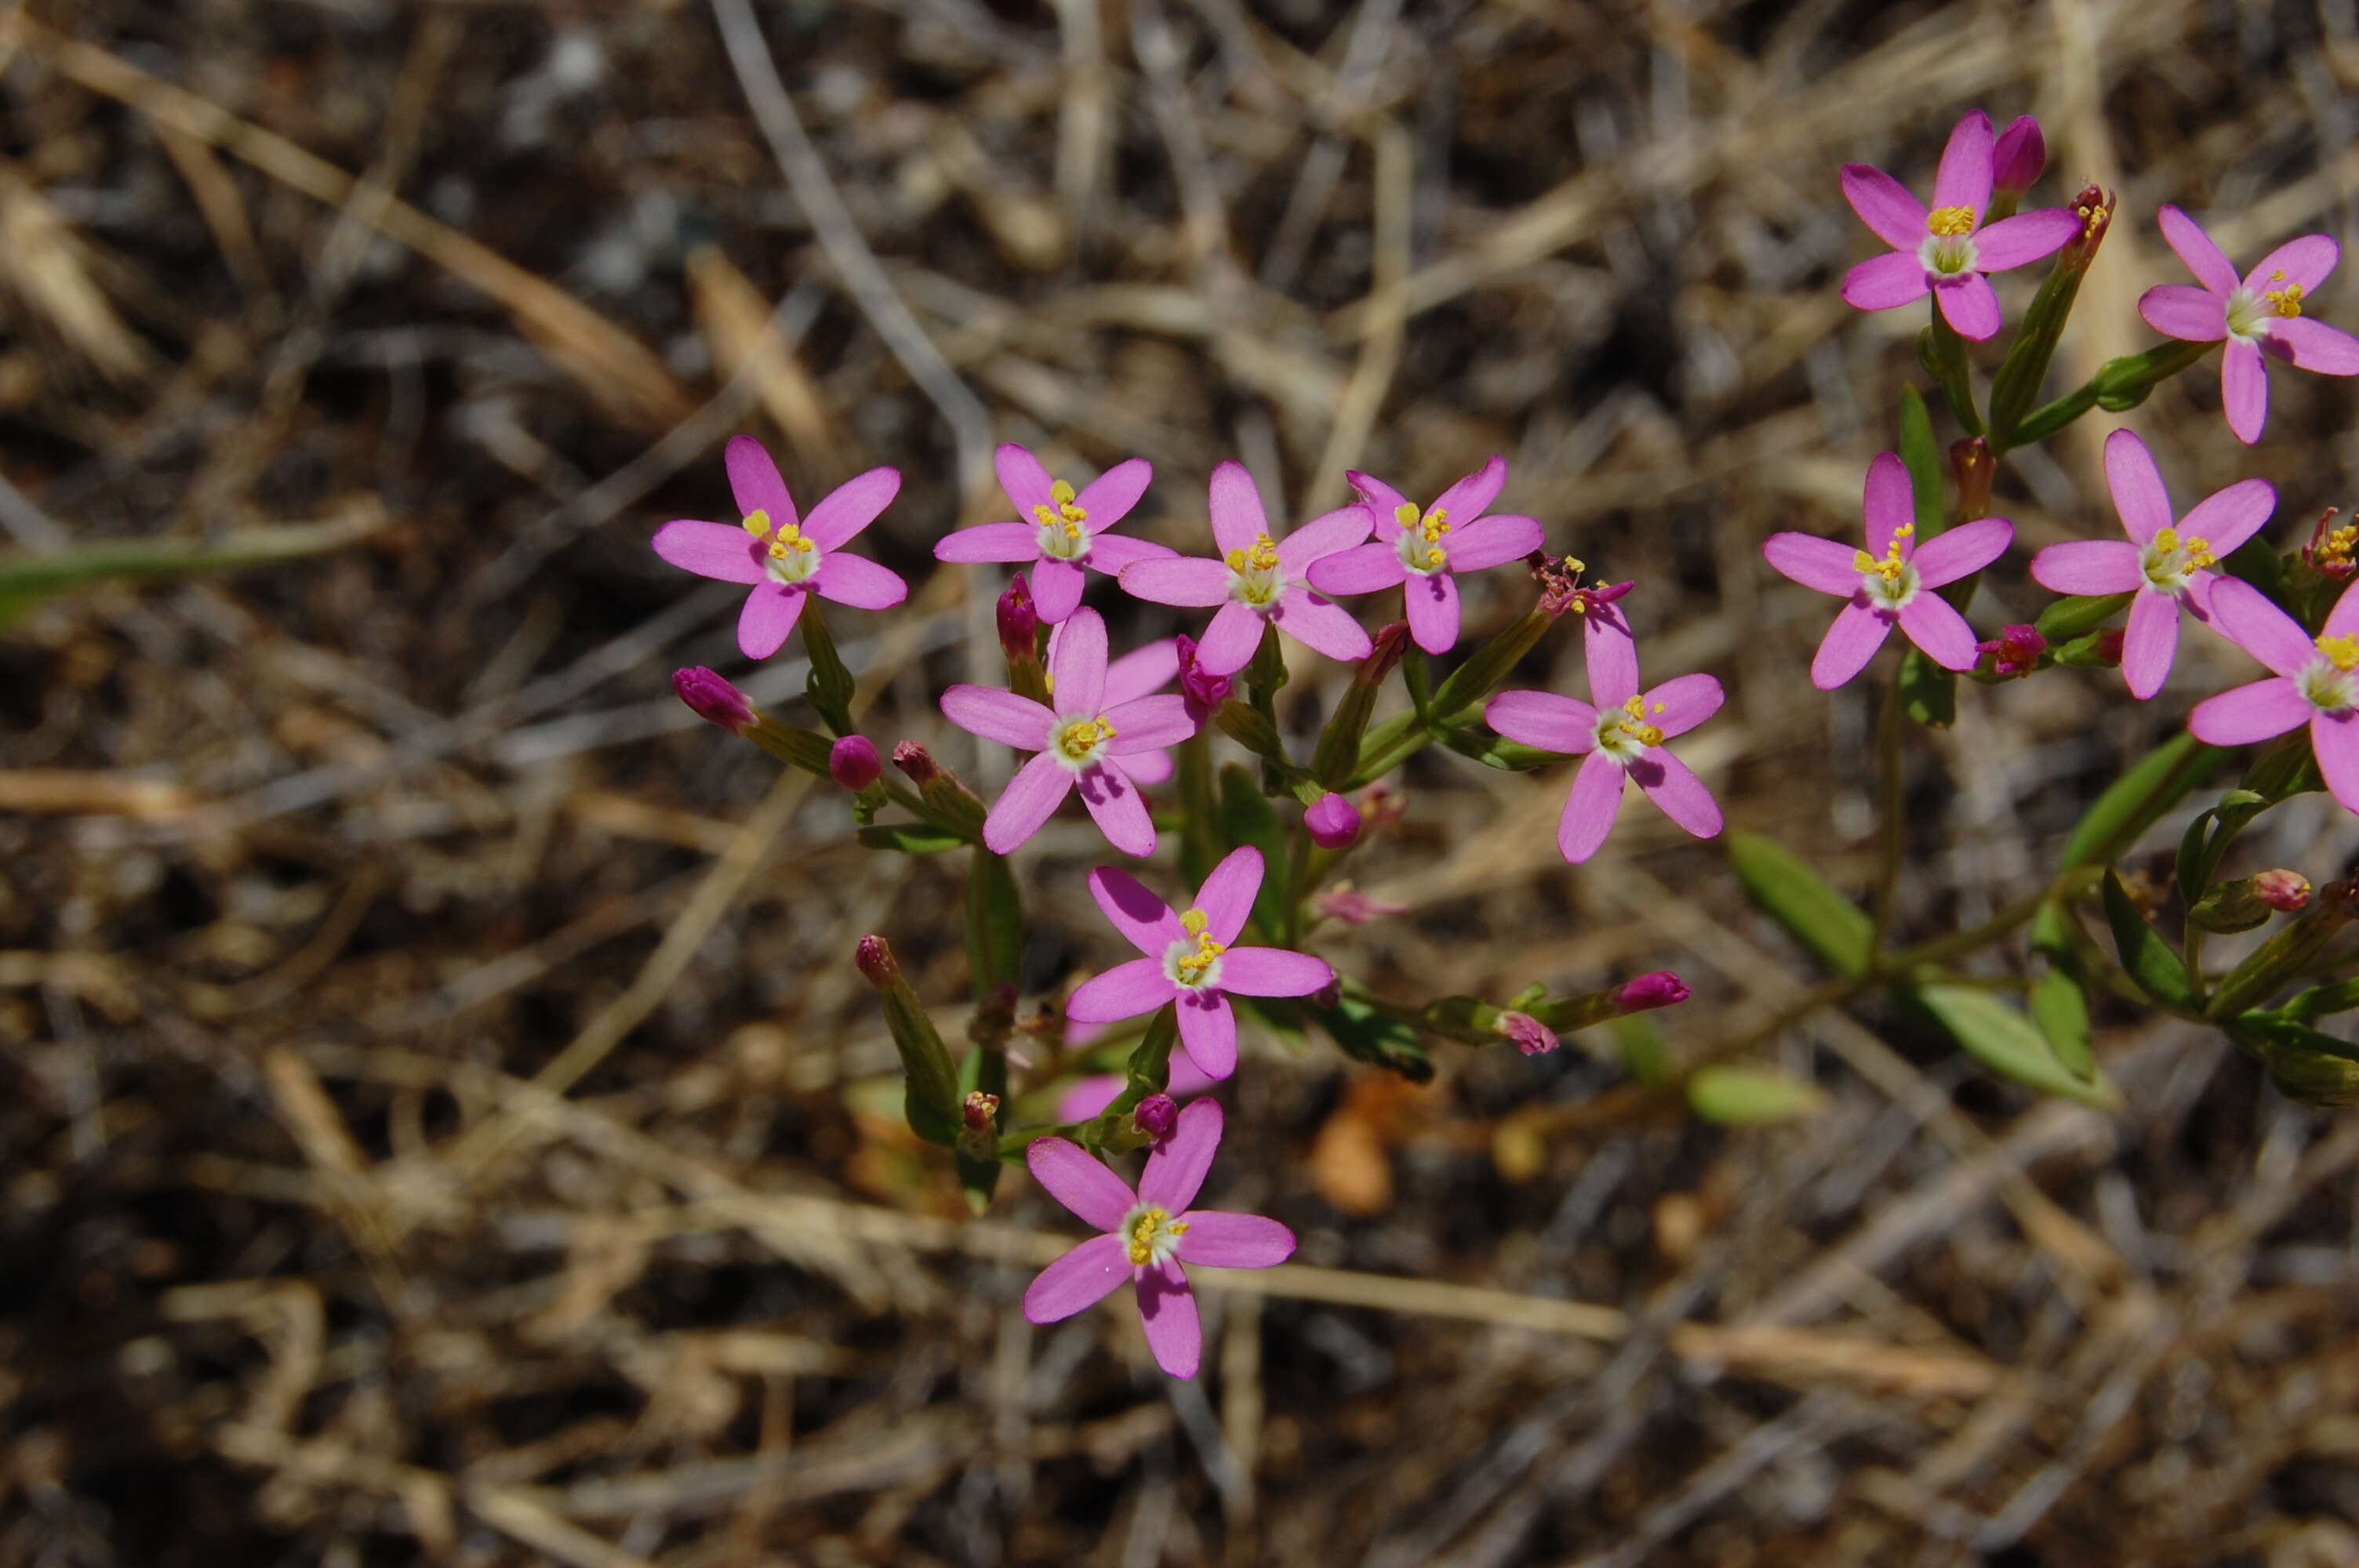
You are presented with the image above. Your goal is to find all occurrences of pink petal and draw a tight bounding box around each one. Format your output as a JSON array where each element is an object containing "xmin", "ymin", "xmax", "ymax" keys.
[
  {"xmin": 1076, "ymin": 762, "xmax": 1154, "ymax": 855},
  {"xmin": 940, "ymin": 684, "xmax": 1056, "ymax": 750},
  {"xmin": 1084, "ymin": 533, "xmax": 1176, "ymax": 573},
  {"xmin": 2223, "ymin": 337, "xmax": 2270, "ymax": 445},
  {"xmin": 1087, "ymin": 866, "xmax": 1185, "ymax": 956},
  {"xmin": 1023, "ymin": 1232, "xmax": 1132, "ymax": 1323},
  {"xmin": 1076, "ymin": 458, "xmax": 1153, "ymax": 527},
  {"xmin": 1628, "ymin": 746, "xmax": 1721, "ymax": 839},
  {"xmin": 2324, "ymin": 579, "xmax": 2359, "ymax": 641},
  {"xmin": 1934, "ymin": 271, "xmax": 2003, "ymax": 340},
  {"xmin": 1030, "ymin": 557, "xmax": 1086, "ymax": 623},
  {"xmin": 1972, "ymin": 209, "xmax": 2079, "ymax": 272},
  {"xmin": 1583, "ymin": 613, "xmax": 1640, "ymax": 706},
  {"xmin": 2209, "ymin": 578, "xmax": 2317, "ymax": 677},
  {"xmin": 1067, "ymin": 956, "xmax": 1179, "ymax": 1023},
  {"xmin": 652, "ymin": 519, "xmax": 766, "ymax": 584},
  {"xmin": 1055, "ymin": 1074, "xmax": 1125, "ymax": 1123},
  {"xmin": 936, "ymin": 521, "xmax": 1041, "ymax": 563},
  {"xmin": 812, "ymin": 552, "xmax": 907, "ymax": 610},
  {"xmin": 1207, "ymin": 461, "xmax": 1267, "ymax": 556},
  {"xmin": 1840, "ymin": 162, "xmax": 1928, "ymax": 251},
  {"xmin": 738, "ymin": 584, "xmax": 805, "ymax": 659},
  {"xmin": 1104, "ymin": 694, "xmax": 1197, "ymax": 753},
  {"xmin": 2311, "ymin": 713, "xmax": 2359, "ymax": 815},
  {"xmin": 1049, "ymin": 608, "xmax": 1108, "ymax": 713},
  {"xmin": 2190, "ymin": 677, "xmax": 2310, "ymax": 746},
  {"xmin": 2103, "ymin": 429, "xmax": 2174, "ymax": 544},
  {"xmin": 1403, "ymin": 569, "xmax": 1459, "ymax": 655},
  {"xmin": 1027, "ymin": 1137, "xmax": 1138, "ymax": 1231},
  {"xmin": 725, "ymin": 434, "xmax": 796, "ymax": 529},
  {"xmin": 1812, "ymin": 600, "xmax": 1894, "ymax": 689},
  {"xmin": 1134, "ymin": 1261, "xmax": 1201, "ymax": 1377},
  {"xmin": 1216, "ymin": 947, "xmax": 1333, "ymax": 997},
  {"xmin": 1932, "ymin": 110, "xmax": 1994, "ymax": 220},
  {"xmin": 1191, "ymin": 601, "xmax": 1267, "ymax": 677},
  {"xmin": 1841, "ymin": 251, "xmax": 1931, "ymax": 311},
  {"xmin": 1140, "ymin": 1098, "xmax": 1222, "ymax": 1211},
  {"xmin": 1308, "ymin": 542, "xmax": 1408, "ymax": 596},
  {"xmin": 2271, "ymin": 317, "xmax": 2359, "ymax": 376},
  {"xmin": 2158, "ymin": 205, "xmax": 2239, "ymax": 296},
  {"xmin": 1193, "ymin": 845, "xmax": 1264, "ymax": 946},
  {"xmin": 801, "ymin": 466, "xmax": 900, "ymax": 549},
  {"xmin": 1103, "ymin": 637, "xmax": 1182, "ymax": 705},
  {"xmin": 1897, "ymin": 593, "xmax": 1980, "ymax": 670},
  {"xmin": 1121, "ymin": 556, "xmax": 1234, "ymax": 608},
  {"xmin": 1173, "ymin": 1211, "xmax": 1294, "ymax": 1269},
  {"xmin": 1645, "ymin": 672, "xmax": 1723, "ymax": 740},
  {"xmin": 1275, "ymin": 506, "xmax": 1376, "ymax": 573},
  {"xmin": 1270, "ymin": 593, "xmax": 1372, "ymax": 662},
  {"xmin": 983, "ymin": 751, "xmax": 1075, "ymax": 853},
  {"xmin": 1485, "ymin": 689, "xmax": 1595, "ymax": 753},
  {"xmin": 1556, "ymin": 750, "xmax": 1627, "ymax": 863},
  {"xmin": 2139, "ymin": 283, "xmax": 2226, "ymax": 343},
  {"xmin": 1445, "ymin": 514, "xmax": 1545, "ymax": 571},
  {"xmin": 2030, "ymin": 539, "xmax": 2141, "ymax": 596},
  {"xmin": 1859, "ymin": 452, "xmax": 1914, "ymax": 559},
  {"xmin": 994, "ymin": 442, "xmax": 1056, "ymax": 515},
  {"xmin": 1175, "ymin": 989, "xmax": 1237, "ymax": 1079},
  {"xmin": 1124, "ymin": 747, "xmax": 1174, "ymax": 786},
  {"xmin": 1430, "ymin": 455, "xmax": 1508, "ymax": 523},
  {"xmin": 1345, "ymin": 469, "xmax": 1412, "ymax": 524},
  {"xmin": 2245, "ymin": 234, "xmax": 2339, "ymax": 295},
  {"xmin": 2179, "ymin": 477, "xmax": 2278, "ymax": 557},
  {"xmin": 1910, "ymin": 516, "xmax": 2012, "ymax": 587},
  {"xmin": 2121, "ymin": 586, "xmax": 2181, "ymax": 700},
  {"xmin": 1763, "ymin": 532, "xmax": 1865, "ymax": 596}
]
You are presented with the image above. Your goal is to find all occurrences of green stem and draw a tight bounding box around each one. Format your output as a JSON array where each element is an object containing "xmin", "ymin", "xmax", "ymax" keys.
[
  {"xmin": 1869, "ymin": 675, "xmax": 1906, "ymax": 963},
  {"xmin": 1922, "ymin": 310, "xmax": 1986, "ymax": 437}
]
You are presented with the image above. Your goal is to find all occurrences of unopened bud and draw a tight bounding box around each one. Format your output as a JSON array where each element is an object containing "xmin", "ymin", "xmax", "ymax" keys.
[
  {"xmin": 892, "ymin": 741, "xmax": 940, "ymax": 784},
  {"xmin": 957, "ymin": 1090, "xmax": 1001, "ymax": 1159},
  {"xmin": 1976, "ymin": 623, "xmax": 2047, "ymax": 678},
  {"xmin": 1304, "ymin": 791, "xmax": 1361, "ymax": 849},
  {"xmin": 1176, "ymin": 633, "xmax": 1233, "ymax": 717},
  {"xmin": 2092, "ymin": 626, "xmax": 2125, "ymax": 668},
  {"xmin": 1362, "ymin": 621, "xmax": 1409, "ymax": 683},
  {"xmin": 1496, "ymin": 1010, "xmax": 1560, "ymax": 1057},
  {"xmin": 829, "ymin": 735, "xmax": 882, "ymax": 792},
  {"xmin": 1614, "ymin": 971, "xmax": 1690, "ymax": 1014},
  {"xmin": 998, "ymin": 572, "xmax": 1040, "ymax": 659},
  {"xmin": 1991, "ymin": 115, "xmax": 2045, "ymax": 198},
  {"xmin": 674, "ymin": 666, "xmax": 757, "ymax": 734},
  {"xmin": 2255, "ymin": 869, "xmax": 2314, "ymax": 913},
  {"xmin": 962, "ymin": 1090, "xmax": 1001, "ymax": 1129},
  {"xmin": 855, "ymin": 935, "xmax": 899, "ymax": 987},
  {"xmin": 1133, "ymin": 1093, "xmax": 1179, "ymax": 1141}
]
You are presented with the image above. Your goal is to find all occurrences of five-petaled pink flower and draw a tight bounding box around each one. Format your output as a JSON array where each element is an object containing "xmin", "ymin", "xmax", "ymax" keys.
[
  {"xmin": 1304, "ymin": 458, "xmax": 1547, "ymax": 655},
  {"xmin": 1484, "ymin": 619, "xmax": 1725, "ymax": 864},
  {"xmin": 1762, "ymin": 452, "xmax": 2014, "ymax": 689},
  {"xmin": 1066, "ymin": 846, "xmax": 1335, "ymax": 1080},
  {"xmin": 2190, "ymin": 577, "xmax": 2359, "ymax": 814},
  {"xmin": 939, "ymin": 608, "xmax": 1197, "ymax": 856},
  {"xmin": 1119, "ymin": 461, "xmax": 1374, "ymax": 677},
  {"xmin": 1840, "ymin": 110, "xmax": 2082, "ymax": 340},
  {"xmin": 2029, "ymin": 429, "xmax": 2275, "ymax": 699},
  {"xmin": 652, "ymin": 435, "xmax": 907, "ymax": 659},
  {"xmin": 1023, "ymin": 1100, "xmax": 1293, "ymax": 1379},
  {"xmin": 934, "ymin": 444, "xmax": 1173, "ymax": 622},
  {"xmin": 2138, "ymin": 205, "xmax": 2359, "ymax": 445}
]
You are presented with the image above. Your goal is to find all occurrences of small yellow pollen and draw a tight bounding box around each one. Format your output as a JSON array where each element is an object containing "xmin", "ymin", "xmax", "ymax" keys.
[
  {"xmin": 1180, "ymin": 909, "xmax": 1208, "ymax": 935},
  {"xmin": 1125, "ymin": 1207, "xmax": 1189, "ymax": 1266},
  {"xmin": 1926, "ymin": 205, "xmax": 1977, "ymax": 237},
  {"xmin": 1611, "ymin": 694, "xmax": 1664, "ymax": 748},
  {"xmin": 1056, "ymin": 715, "xmax": 1117, "ymax": 761},
  {"xmin": 741, "ymin": 509, "xmax": 771, "ymax": 538},
  {"xmin": 2318, "ymin": 633, "xmax": 2359, "ymax": 672},
  {"xmin": 1223, "ymin": 532, "xmax": 1284, "ymax": 573},
  {"xmin": 2321, "ymin": 524, "xmax": 2357, "ymax": 565},
  {"xmin": 2266, "ymin": 280, "xmax": 2306, "ymax": 318},
  {"xmin": 1855, "ymin": 531, "xmax": 1910, "ymax": 584},
  {"xmin": 1172, "ymin": 907, "xmax": 1226, "ymax": 982},
  {"xmin": 2152, "ymin": 528, "xmax": 2218, "ymax": 571}
]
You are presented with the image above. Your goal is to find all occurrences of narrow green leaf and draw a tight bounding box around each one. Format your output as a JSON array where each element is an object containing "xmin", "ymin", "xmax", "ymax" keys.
[
  {"xmin": 1686, "ymin": 1065, "xmax": 1829, "ymax": 1125},
  {"xmin": 0, "ymin": 512, "xmax": 380, "ymax": 627},
  {"xmin": 2034, "ymin": 591, "xmax": 2133, "ymax": 643},
  {"xmin": 2277, "ymin": 978, "xmax": 2359, "ymax": 1019},
  {"xmin": 798, "ymin": 601, "xmax": 857, "ymax": 737},
  {"xmin": 1915, "ymin": 984, "xmax": 2121, "ymax": 1107},
  {"xmin": 856, "ymin": 822, "xmax": 968, "ymax": 855},
  {"xmin": 1899, "ymin": 648, "xmax": 1957, "ymax": 728},
  {"xmin": 1311, "ymin": 995, "xmax": 1434, "ymax": 1082},
  {"xmin": 1726, "ymin": 829, "xmax": 1872, "ymax": 978},
  {"xmin": 2101, "ymin": 870, "xmax": 2194, "ymax": 1010},
  {"xmin": 2058, "ymin": 731, "xmax": 2219, "ymax": 870},
  {"xmin": 1216, "ymin": 764, "xmax": 1288, "ymax": 940},
  {"xmin": 1897, "ymin": 386, "xmax": 1946, "ymax": 541},
  {"xmin": 1438, "ymin": 724, "xmax": 1571, "ymax": 771},
  {"xmin": 2026, "ymin": 902, "xmax": 2095, "ymax": 1080},
  {"xmin": 965, "ymin": 848, "xmax": 1024, "ymax": 993}
]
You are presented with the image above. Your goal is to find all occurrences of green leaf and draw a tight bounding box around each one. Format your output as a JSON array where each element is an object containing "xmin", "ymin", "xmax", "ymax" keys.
[
  {"xmin": 1899, "ymin": 647, "xmax": 1957, "ymax": 728},
  {"xmin": 2227, "ymin": 1014, "xmax": 2359, "ymax": 1106},
  {"xmin": 0, "ymin": 511, "xmax": 381, "ymax": 628},
  {"xmin": 1915, "ymin": 984, "xmax": 2121, "ymax": 1107},
  {"xmin": 2230, "ymin": 1011, "xmax": 2359, "ymax": 1063},
  {"xmin": 1216, "ymin": 764, "xmax": 1288, "ymax": 940},
  {"xmin": 1897, "ymin": 386, "xmax": 1946, "ymax": 541},
  {"xmin": 1988, "ymin": 242, "xmax": 2090, "ymax": 443},
  {"xmin": 2276, "ymin": 978, "xmax": 2359, "ymax": 1020},
  {"xmin": 856, "ymin": 822, "xmax": 968, "ymax": 855},
  {"xmin": 2034, "ymin": 591, "xmax": 2133, "ymax": 644},
  {"xmin": 1686, "ymin": 1065, "xmax": 1829, "ymax": 1125},
  {"xmin": 2058, "ymin": 731, "xmax": 2219, "ymax": 870},
  {"xmin": 1430, "ymin": 604, "xmax": 1555, "ymax": 718},
  {"xmin": 1726, "ymin": 829, "xmax": 1872, "ymax": 978},
  {"xmin": 1437, "ymin": 724, "xmax": 1572, "ymax": 772},
  {"xmin": 797, "ymin": 601, "xmax": 857, "ymax": 737},
  {"xmin": 2026, "ymin": 902, "xmax": 2095, "ymax": 1080},
  {"xmin": 2207, "ymin": 896, "xmax": 2359, "ymax": 1020},
  {"xmin": 965, "ymin": 848, "xmax": 1023, "ymax": 993},
  {"xmin": 1079, "ymin": 1005, "xmax": 1179, "ymax": 1147},
  {"xmin": 1311, "ymin": 994, "xmax": 1434, "ymax": 1082},
  {"xmin": 2101, "ymin": 870, "xmax": 2194, "ymax": 1010}
]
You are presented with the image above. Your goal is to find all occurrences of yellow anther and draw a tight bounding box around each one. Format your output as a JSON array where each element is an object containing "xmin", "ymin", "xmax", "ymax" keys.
[
  {"xmin": 2318, "ymin": 633, "xmax": 2359, "ymax": 672},
  {"xmin": 742, "ymin": 510, "xmax": 772, "ymax": 538},
  {"xmin": 1180, "ymin": 908, "xmax": 1208, "ymax": 935},
  {"xmin": 2323, "ymin": 524, "xmax": 2357, "ymax": 564},
  {"xmin": 1056, "ymin": 716, "xmax": 1117, "ymax": 761},
  {"xmin": 1125, "ymin": 1207, "xmax": 1189, "ymax": 1265},
  {"xmin": 1425, "ymin": 547, "xmax": 1446, "ymax": 567},
  {"xmin": 1395, "ymin": 502, "xmax": 1421, "ymax": 530},
  {"xmin": 2266, "ymin": 281, "xmax": 2306, "ymax": 318},
  {"xmin": 2152, "ymin": 528, "xmax": 2217, "ymax": 570},
  {"xmin": 1855, "ymin": 535, "xmax": 1909, "ymax": 584},
  {"xmin": 1611, "ymin": 695, "xmax": 1663, "ymax": 748},
  {"xmin": 1223, "ymin": 533, "xmax": 1283, "ymax": 574},
  {"xmin": 1926, "ymin": 205, "xmax": 1977, "ymax": 237}
]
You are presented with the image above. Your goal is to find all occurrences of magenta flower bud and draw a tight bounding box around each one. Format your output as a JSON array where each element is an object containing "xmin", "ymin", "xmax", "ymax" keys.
[
  {"xmin": 2092, "ymin": 627, "xmax": 2126, "ymax": 669},
  {"xmin": 1975, "ymin": 623, "xmax": 2047, "ymax": 679},
  {"xmin": 2255, "ymin": 869, "xmax": 2314, "ymax": 913},
  {"xmin": 998, "ymin": 572, "xmax": 1041, "ymax": 660},
  {"xmin": 1133, "ymin": 1093, "xmax": 1179, "ymax": 1141},
  {"xmin": 1991, "ymin": 114, "xmax": 2045, "ymax": 198},
  {"xmin": 854, "ymin": 934, "xmax": 899, "ymax": 987},
  {"xmin": 1614, "ymin": 971, "xmax": 1690, "ymax": 1014},
  {"xmin": 1496, "ymin": 1011, "xmax": 1559, "ymax": 1057},
  {"xmin": 829, "ymin": 735, "xmax": 882, "ymax": 791},
  {"xmin": 891, "ymin": 740, "xmax": 940, "ymax": 784},
  {"xmin": 674, "ymin": 666, "xmax": 756, "ymax": 734},
  {"xmin": 1175, "ymin": 633, "xmax": 1234, "ymax": 717},
  {"xmin": 1304, "ymin": 791, "xmax": 1361, "ymax": 849}
]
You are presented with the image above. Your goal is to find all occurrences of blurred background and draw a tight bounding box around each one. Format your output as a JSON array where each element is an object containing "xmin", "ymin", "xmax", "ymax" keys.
[{"xmin": 7, "ymin": 0, "xmax": 2359, "ymax": 1563}]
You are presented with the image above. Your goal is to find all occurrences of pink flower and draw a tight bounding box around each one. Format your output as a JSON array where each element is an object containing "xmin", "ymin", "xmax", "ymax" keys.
[
  {"xmin": 1023, "ymin": 1100, "xmax": 1294, "ymax": 1379},
  {"xmin": 673, "ymin": 666, "xmax": 755, "ymax": 733},
  {"xmin": 1303, "ymin": 459, "xmax": 1547, "ymax": 655},
  {"xmin": 1054, "ymin": 1053, "xmax": 1221, "ymax": 1124},
  {"xmin": 2190, "ymin": 577, "xmax": 2359, "ymax": 813},
  {"xmin": 1118, "ymin": 461, "xmax": 1374, "ymax": 677},
  {"xmin": 1613, "ymin": 971, "xmax": 1690, "ymax": 1013},
  {"xmin": 1496, "ymin": 1011, "xmax": 1558, "ymax": 1056},
  {"xmin": 1484, "ymin": 620, "xmax": 1725, "ymax": 864},
  {"xmin": 939, "ymin": 608, "xmax": 1198, "ymax": 855},
  {"xmin": 828, "ymin": 735, "xmax": 881, "ymax": 790},
  {"xmin": 1303, "ymin": 792, "xmax": 1361, "ymax": 848},
  {"xmin": 2139, "ymin": 205, "xmax": 2359, "ymax": 445},
  {"xmin": 652, "ymin": 436, "xmax": 907, "ymax": 659},
  {"xmin": 1065, "ymin": 846, "xmax": 1336, "ymax": 1080},
  {"xmin": 2029, "ymin": 429, "xmax": 2275, "ymax": 699},
  {"xmin": 933, "ymin": 444, "xmax": 1173, "ymax": 622},
  {"xmin": 1990, "ymin": 115, "xmax": 2045, "ymax": 199},
  {"xmin": 1763, "ymin": 452, "xmax": 2014, "ymax": 689},
  {"xmin": 1840, "ymin": 110, "xmax": 2083, "ymax": 340}
]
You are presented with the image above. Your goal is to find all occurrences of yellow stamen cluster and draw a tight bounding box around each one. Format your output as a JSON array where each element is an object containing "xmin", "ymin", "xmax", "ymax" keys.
[
  {"xmin": 1033, "ymin": 479, "xmax": 1089, "ymax": 542},
  {"xmin": 1056, "ymin": 716, "xmax": 1117, "ymax": 760},
  {"xmin": 1926, "ymin": 205, "xmax": 1977, "ymax": 237},
  {"xmin": 2265, "ymin": 271, "xmax": 2306, "ymax": 318},
  {"xmin": 1609, "ymin": 694, "xmax": 1667, "ymax": 749},
  {"xmin": 2074, "ymin": 198, "xmax": 2107, "ymax": 240},
  {"xmin": 2152, "ymin": 527, "xmax": 2216, "ymax": 571},
  {"xmin": 1223, "ymin": 533, "xmax": 1284, "ymax": 573},
  {"xmin": 743, "ymin": 509, "xmax": 816, "ymax": 561},
  {"xmin": 1852, "ymin": 524, "xmax": 1914, "ymax": 583},
  {"xmin": 2317, "ymin": 633, "xmax": 2359, "ymax": 673},
  {"xmin": 2318, "ymin": 522, "xmax": 2357, "ymax": 567},
  {"xmin": 1125, "ymin": 1206, "xmax": 1188, "ymax": 1266},
  {"xmin": 1395, "ymin": 500, "xmax": 1452, "ymax": 568},
  {"xmin": 1173, "ymin": 907, "xmax": 1227, "ymax": 982}
]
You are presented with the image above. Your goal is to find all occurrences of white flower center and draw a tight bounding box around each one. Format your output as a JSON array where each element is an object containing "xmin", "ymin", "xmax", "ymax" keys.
[
  {"xmin": 1120, "ymin": 1203, "xmax": 1189, "ymax": 1268},
  {"xmin": 1917, "ymin": 208, "xmax": 1980, "ymax": 278},
  {"xmin": 1593, "ymin": 694, "xmax": 1665, "ymax": 766},
  {"xmin": 746, "ymin": 510, "xmax": 822, "ymax": 585},
  {"xmin": 1223, "ymin": 532, "xmax": 1289, "ymax": 608},
  {"xmin": 1392, "ymin": 501, "xmax": 1451, "ymax": 576},
  {"xmin": 2302, "ymin": 635, "xmax": 2359, "ymax": 713},
  {"xmin": 2140, "ymin": 527, "xmax": 2215, "ymax": 595},
  {"xmin": 1162, "ymin": 908, "xmax": 1226, "ymax": 990},
  {"xmin": 1854, "ymin": 526, "xmax": 1919, "ymax": 611},
  {"xmin": 1051, "ymin": 713, "xmax": 1117, "ymax": 770},
  {"xmin": 1033, "ymin": 480, "xmax": 1091, "ymax": 561},
  {"xmin": 2224, "ymin": 286, "xmax": 2272, "ymax": 343}
]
